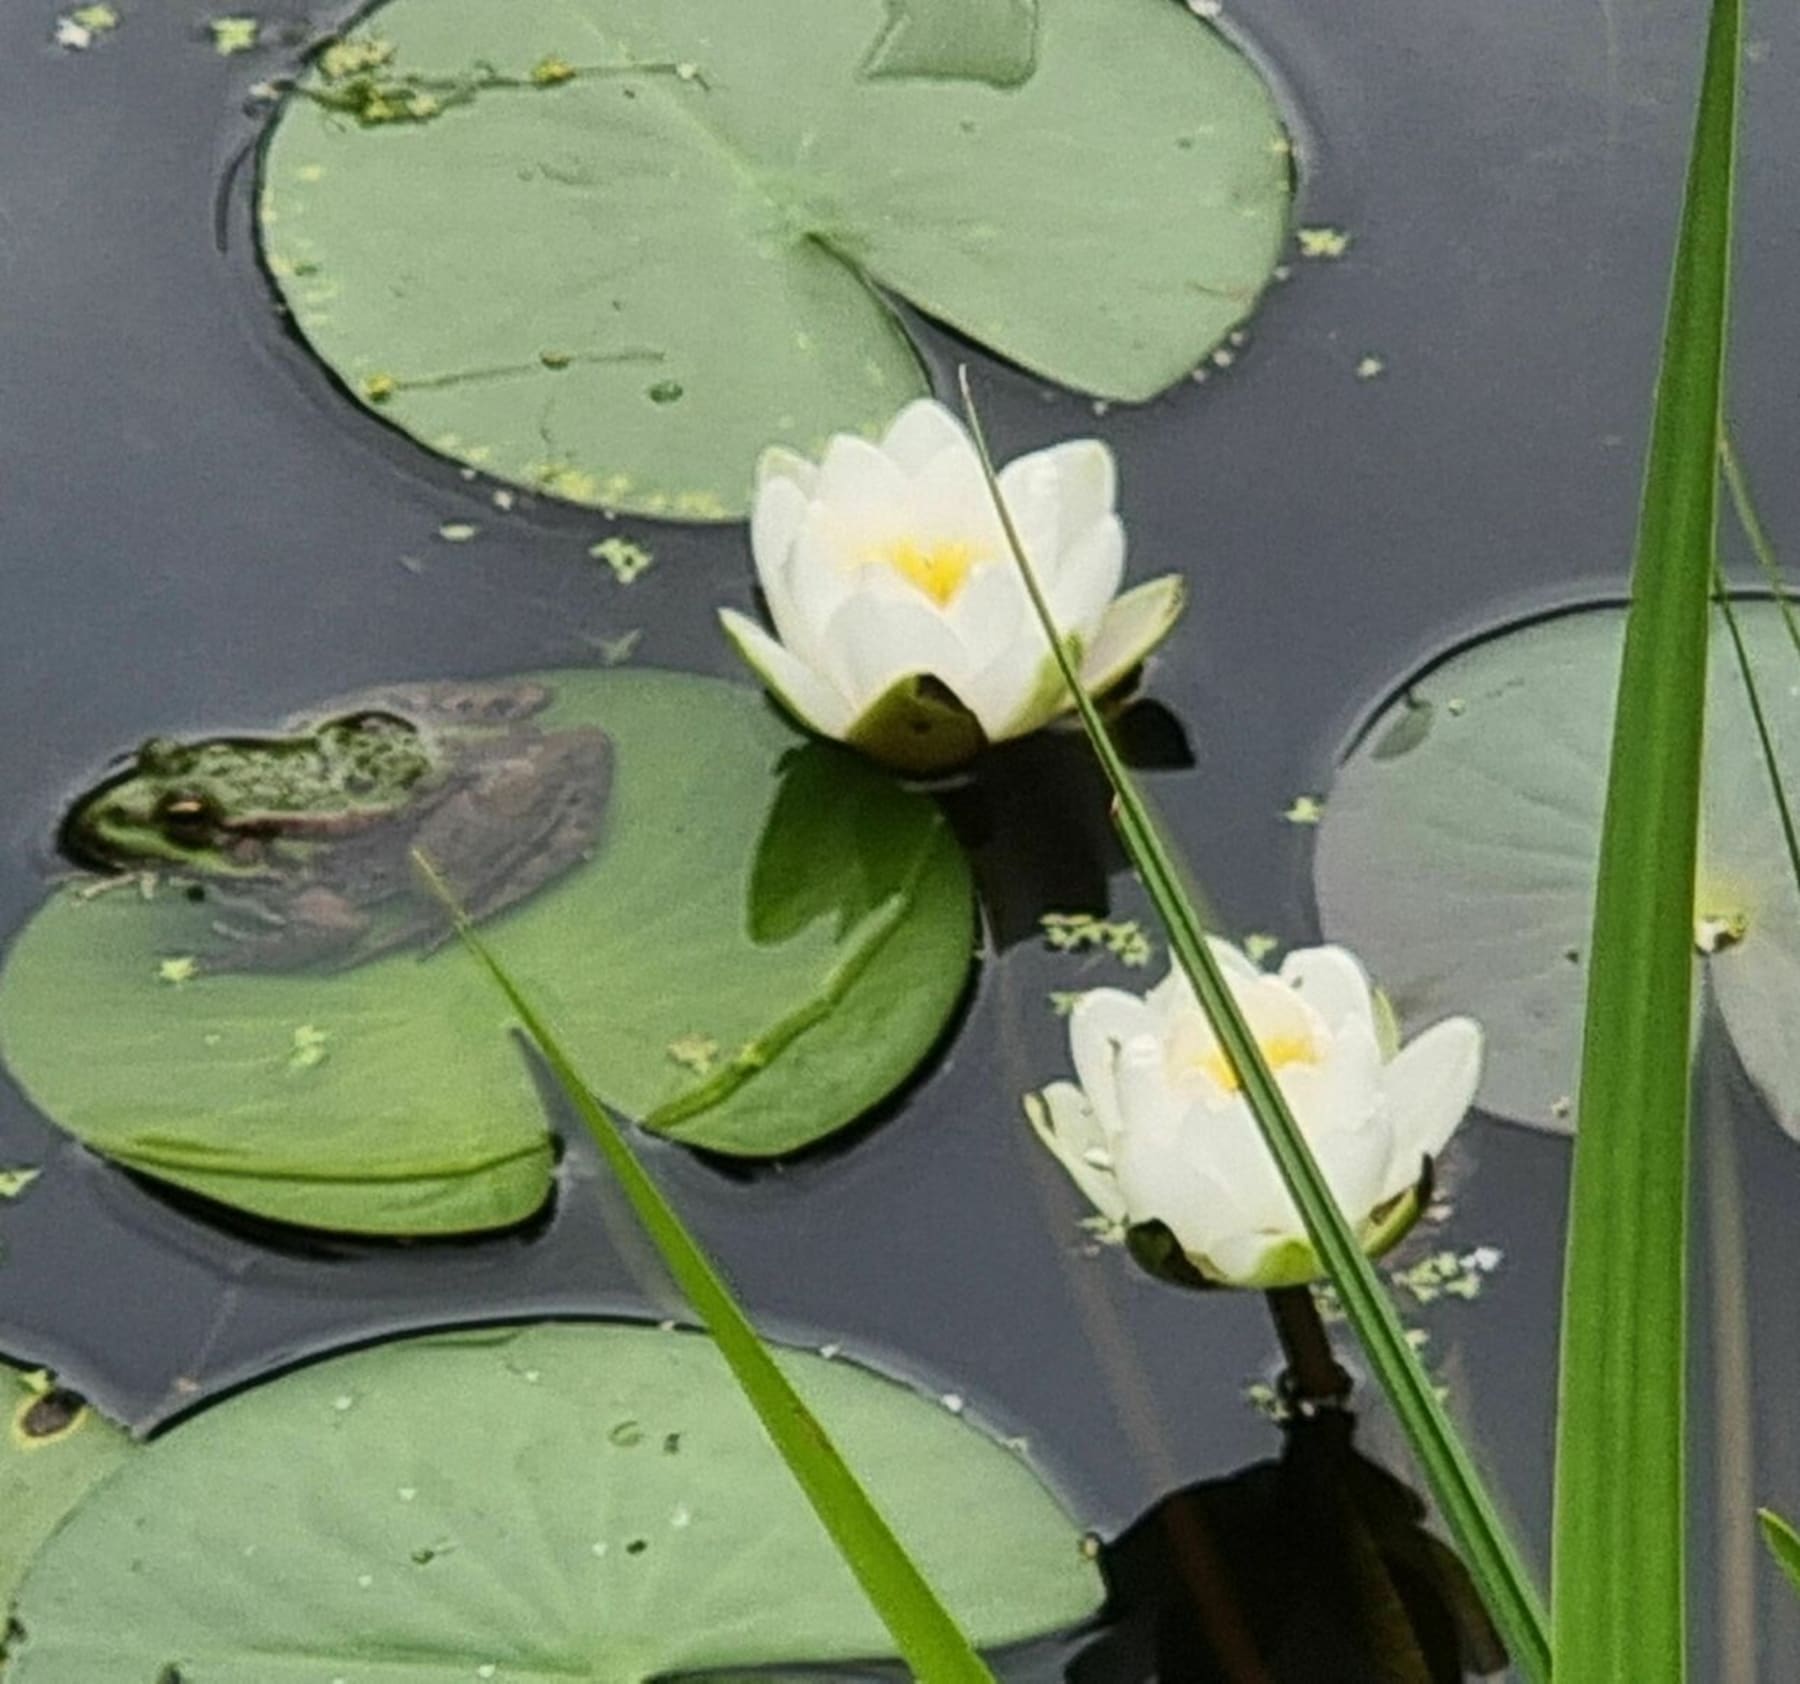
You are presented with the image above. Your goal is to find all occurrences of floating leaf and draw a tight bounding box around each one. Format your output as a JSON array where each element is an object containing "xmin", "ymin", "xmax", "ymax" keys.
[
  {"xmin": 1315, "ymin": 602, "xmax": 1800, "ymax": 1137},
  {"xmin": 2, "ymin": 1324, "xmax": 1100, "ymax": 1679},
  {"xmin": 259, "ymin": 0, "xmax": 1289, "ymax": 520},
  {"xmin": 1, "ymin": 1363, "xmax": 133, "ymax": 1617},
  {"xmin": 0, "ymin": 671, "xmax": 972, "ymax": 1233},
  {"xmin": 1297, "ymin": 225, "xmax": 1350, "ymax": 258},
  {"xmin": 208, "ymin": 14, "xmax": 260, "ymax": 54},
  {"xmin": 590, "ymin": 535, "xmax": 654, "ymax": 583}
]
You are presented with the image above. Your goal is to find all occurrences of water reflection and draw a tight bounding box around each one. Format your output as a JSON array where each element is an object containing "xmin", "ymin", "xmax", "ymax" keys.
[
  {"xmin": 1071, "ymin": 1412, "xmax": 1506, "ymax": 1683},
  {"xmin": 939, "ymin": 701, "xmax": 1195, "ymax": 952}
]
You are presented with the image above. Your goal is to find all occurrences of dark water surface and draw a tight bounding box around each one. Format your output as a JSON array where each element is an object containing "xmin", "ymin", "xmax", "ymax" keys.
[{"xmin": 1, "ymin": 0, "xmax": 1797, "ymax": 1677}]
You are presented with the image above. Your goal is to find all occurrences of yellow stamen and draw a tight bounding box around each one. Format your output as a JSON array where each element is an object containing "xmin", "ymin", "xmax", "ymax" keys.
[
  {"xmin": 877, "ymin": 539, "xmax": 979, "ymax": 607},
  {"xmin": 1198, "ymin": 1033, "xmax": 1316, "ymax": 1093}
]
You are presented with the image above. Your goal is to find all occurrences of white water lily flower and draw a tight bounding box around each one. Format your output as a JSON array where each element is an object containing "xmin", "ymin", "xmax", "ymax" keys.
[
  {"xmin": 1029, "ymin": 940, "xmax": 1482, "ymax": 1289},
  {"xmin": 720, "ymin": 399, "xmax": 1185, "ymax": 773}
]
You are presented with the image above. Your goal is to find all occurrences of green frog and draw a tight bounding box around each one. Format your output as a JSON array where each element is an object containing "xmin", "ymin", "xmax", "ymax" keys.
[{"xmin": 59, "ymin": 680, "xmax": 611, "ymax": 971}]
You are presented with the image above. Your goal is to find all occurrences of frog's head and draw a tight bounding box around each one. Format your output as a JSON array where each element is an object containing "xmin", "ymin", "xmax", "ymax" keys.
[
  {"xmin": 60, "ymin": 737, "xmax": 267, "ymax": 875},
  {"xmin": 59, "ymin": 715, "xmax": 431, "ymax": 877}
]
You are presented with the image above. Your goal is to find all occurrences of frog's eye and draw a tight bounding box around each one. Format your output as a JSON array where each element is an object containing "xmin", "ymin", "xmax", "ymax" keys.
[
  {"xmin": 136, "ymin": 738, "xmax": 186, "ymax": 774},
  {"xmin": 154, "ymin": 791, "xmax": 222, "ymax": 847}
]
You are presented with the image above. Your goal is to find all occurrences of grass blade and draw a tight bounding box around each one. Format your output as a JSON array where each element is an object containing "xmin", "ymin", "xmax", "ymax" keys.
[
  {"xmin": 413, "ymin": 852, "xmax": 999, "ymax": 1684},
  {"xmin": 1721, "ymin": 431, "xmax": 1800, "ymax": 659},
  {"xmin": 1759, "ymin": 1509, "xmax": 1800, "ymax": 1599},
  {"xmin": 957, "ymin": 368, "xmax": 1551, "ymax": 1681},
  {"xmin": 1711, "ymin": 580, "xmax": 1800, "ymax": 901},
  {"xmin": 1552, "ymin": 0, "xmax": 1741, "ymax": 1672}
]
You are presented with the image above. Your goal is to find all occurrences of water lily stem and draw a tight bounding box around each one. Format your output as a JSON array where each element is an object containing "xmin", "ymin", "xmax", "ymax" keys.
[{"xmin": 1266, "ymin": 1287, "xmax": 1353, "ymax": 1413}]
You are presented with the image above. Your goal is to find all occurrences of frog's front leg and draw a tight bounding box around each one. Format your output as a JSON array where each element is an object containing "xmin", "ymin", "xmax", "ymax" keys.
[{"xmin": 205, "ymin": 885, "xmax": 373, "ymax": 973}]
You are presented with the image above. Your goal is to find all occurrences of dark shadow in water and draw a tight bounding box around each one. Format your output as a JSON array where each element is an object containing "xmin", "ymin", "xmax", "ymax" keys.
[
  {"xmin": 1070, "ymin": 1412, "xmax": 1507, "ymax": 1684},
  {"xmin": 938, "ymin": 699, "xmax": 1196, "ymax": 953}
]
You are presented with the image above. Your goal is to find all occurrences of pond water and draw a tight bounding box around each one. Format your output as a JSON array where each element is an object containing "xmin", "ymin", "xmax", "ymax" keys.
[{"xmin": 2, "ymin": 0, "xmax": 1798, "ymax": 1677}]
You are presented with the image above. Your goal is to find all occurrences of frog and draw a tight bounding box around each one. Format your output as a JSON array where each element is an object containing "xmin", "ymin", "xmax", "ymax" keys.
[{"xmin": 58, "ymin": 680, "xmax": 611, "ymax": 972}]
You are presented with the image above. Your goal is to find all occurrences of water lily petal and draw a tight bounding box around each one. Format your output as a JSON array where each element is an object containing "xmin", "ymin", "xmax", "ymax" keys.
[
  {"xmin": 784, "ymin": 509, "xmax": 862, "ymax": 640},
  {"xmin": 1112, "ymin": 1033, "xmax": 1190, "ymax": 1144},
  {"xmin": 761, "ymin": 552, "xmax": 821, "ymax": 669},
  {"xmin": 1108, "ymin": 1051, "xmax": 1269, "ymax": 1259},
  {"xmin": 1279, "ymin": 1016, "xmax": 1384, "ymax": 1137},
  {"xmin": 1310, "ymin": 1112, "xmax": 1392, "ymax": 1229},
  {"xmin": 958, "ymin": 631, "xmax": 1062, "ymax": 739},
  {"xmin": 754, "ymin": 444, "xmax": 820, "ymax": 500},
  {"xmin": 1080, "ymin": 575, "xmax": 1187, "ymax": 696},
  {"xmin": 944, "ymin": 561, "xmax": 1029, "ymax": 659},
  {"xmin": 821, "ymin": 591, "xmax": 978, "ymax": 710},
  {"xmin": 1069, "ymin": 990, "xmax": 1160, "ymax": 1143},
  {"xmin": 751, "ymin": 472, "xmax": 810, "ymax": 576},
  {"xmin": 1029, "ymin": 1084, "xmax": 1129, "ymax": 1224},
  {"xmin": 1145, "ymin": 965, "xmax": 1193, "ymax": 1026},
  {"xmin": 718, "ymin": 609, "xmax": 854, "ymax": 738},
  {"xmin": 1000, "ymin": 439, "xmax": 1118, "ymax": 554},
  {"xmin": 1201, "ymin": 1228, "xmax": 1294, "ymax": 1288},
  {"xmin": 752, "ymin": 481, "xmax": 821, "ymax": 657},
  {"xmin": 1144, "ymin": 942, "xmax": 1267, "ymax": 1051},
  {"xmin": 1045, "ymin": 515, "xmax": 1126, "ymax": 643},
  {"xmin": 1144, "ymin": 939, "xmax": 1258, "ymax": 1009},
  {"xmin": 1236, "ymin": 971, "xmax": 1326, "ymax": 1054},
  {"xmin": 1127, "ymin": 1154, "xmax": 1251, "ymax": 1265},
  {"xmin": 880, "ymin": 399, "xmax": 972, "ymax": 477},
  {"xmin": 1214, "ymin": 938, "xmax": 1267, "ymax": 986},
  {"xmin": 1278, "ymin": 946, "xmax": 1377, "ymax": 1036},
  {"xmin": 1186, "ymin": 1096, "xmax": 1293, "ymax": 1231},
  {"xmin": 912, "ymin": 435, "xmax": 1007, "ymax": 550},
  {"xmin": 815, "ymin": 434, "xmax": 911, "ymax": 530},
  {"xmin": 1376, "ymin": 1016, "xmax": 1484, "ymax": 1202}
]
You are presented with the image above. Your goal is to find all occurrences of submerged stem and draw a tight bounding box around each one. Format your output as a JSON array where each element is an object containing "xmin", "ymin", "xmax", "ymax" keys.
[{"xmin": 1266, "ymin": 1287, "xmax": 1353, "ymax": 1412}]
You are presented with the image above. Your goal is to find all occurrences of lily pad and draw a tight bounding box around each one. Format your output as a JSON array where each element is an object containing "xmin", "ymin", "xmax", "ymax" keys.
[
  {"xmin": 3, "ymin": 1323, "xmax": 1102, "ymax": 1679},
  {"xmin": 259, "ymin": 0, "xmax": 1290, "ymax": 520},
  {"xmin": 1314, "ymin": 602, "xmax": 1800, "ymax": 1136},
  {"xmin": 1, "ymin": 1362, "xmax": 134, "ymax": 1618},
  {"xmin": 0, "ymin": 671, "xmax": 973, "ymax": 1233}
]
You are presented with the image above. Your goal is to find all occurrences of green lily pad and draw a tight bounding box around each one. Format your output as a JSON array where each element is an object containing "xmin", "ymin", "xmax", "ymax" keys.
[
  {"xmin": 260, "ymin": 0, "xmax": 1289, "ymax": 520},
  {"xmin": 3, "ymin": 1323, "xmax": 1102, "ymax": 1680},
  {"xmin": 1, "ymin": 1362, "xmax": 134, "ymax": 1619},
  {"xmin": 1314, "ymin": 602, "xmax": 1800, "ymax": 1136},
  {"xmin": 0, "ymin": 671, "xmax": 973, "ymax": 1234}
]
